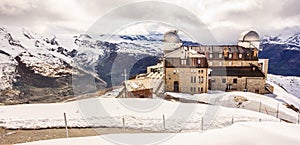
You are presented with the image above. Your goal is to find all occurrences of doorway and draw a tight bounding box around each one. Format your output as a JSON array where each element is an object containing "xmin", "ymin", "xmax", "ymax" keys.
[{"xmin": 174, "ymin": 81, "xmax": 179, "ymax": 92}]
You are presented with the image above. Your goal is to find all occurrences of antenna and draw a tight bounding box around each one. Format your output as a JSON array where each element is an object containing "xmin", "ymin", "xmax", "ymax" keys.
[
  {"xmin": 122, "ymin": 69, "xmax": 127, "ymax": 81},
  {"xmin": 122, "ymin": 69, "xmax": 127, "ymax": 98}
]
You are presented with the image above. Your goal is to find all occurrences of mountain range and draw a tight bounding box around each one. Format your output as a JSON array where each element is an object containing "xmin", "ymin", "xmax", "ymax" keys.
[
  {"xmin": 0, "ymin": 27, "xmax": 299, "ymax": 104},
  {"xmin": 260, "ymin": 33, "xmax": 300, "ymax": 76}
]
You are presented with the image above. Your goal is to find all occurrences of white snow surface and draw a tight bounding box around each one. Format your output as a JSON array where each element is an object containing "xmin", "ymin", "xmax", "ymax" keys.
[
  {"xmin": 17, "ymin": 122, "xmax": 300, "ymax": 145},
  {"xmin": 166, "ymin": 91, "xmax": 299, "ymax": 123},
  {"xmin": 267, "ymin": 74, "xmax": 300, "ymax": 99},
  {"xmin": 0, "ymin": 97, "xmax": 278, "ymax": 131}
]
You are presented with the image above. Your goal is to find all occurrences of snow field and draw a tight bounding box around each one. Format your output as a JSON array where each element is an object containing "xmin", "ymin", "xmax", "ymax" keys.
[
  {"xmin": 16, "ymin": 122, "xmax": 300, "ymax": 145},
  {"xmin": 0, "ymin": 97, "xmax": 278, "ymax": 132}
]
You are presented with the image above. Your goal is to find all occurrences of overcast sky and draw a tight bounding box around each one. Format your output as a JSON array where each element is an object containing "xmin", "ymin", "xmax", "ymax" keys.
[{"xmin": 0, "ymin": 0, "xmax": 299, "ymax": 44}]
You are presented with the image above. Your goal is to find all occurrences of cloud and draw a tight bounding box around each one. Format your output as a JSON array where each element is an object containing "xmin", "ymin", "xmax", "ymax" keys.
[
  {"xmin": 0, "ymin": 0, "xmax": 299, "ymax": 43},
  {"xmin": 0, "ymin": 0, "xmax": 38, "ymax": 16},
  {"xmin": 277, "ymin": 0, "xmax": 300, "ymax": 18}
]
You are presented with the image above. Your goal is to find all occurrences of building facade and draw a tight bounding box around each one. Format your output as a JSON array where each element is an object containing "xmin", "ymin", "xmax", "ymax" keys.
[
  {"xmin": 164, "ymin": 48, "xmax": 209, "ymax": 94},
  {"xmin": 163, "ymin": 30, "xmax": 272, "ymax": 94}
]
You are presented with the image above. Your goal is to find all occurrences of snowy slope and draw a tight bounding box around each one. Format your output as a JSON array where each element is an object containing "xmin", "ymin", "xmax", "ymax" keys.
[
  {"xmin": 267, "ymin": 74, "xmax": 300, "ymax": 98},
  {"xmin": 17, "ymin": 122, "xmax": 300, "ymax": 145},
  {"xmin": 166, "ymin": 91, "xmax": 299, "ymax": 123},
  {"xmin": 0, "ymin": 53, "xmax": 17, "ymax": 90},
  {"xmin": 0, "ymin": 96, "xmax": 278, "ymax": 131},
  {"xmin": 0, "ymin": 28, "xmax": 75, "ymax": 90}
]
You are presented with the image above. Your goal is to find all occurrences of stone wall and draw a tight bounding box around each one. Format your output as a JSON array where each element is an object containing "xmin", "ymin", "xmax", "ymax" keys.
[
  {"xmin": 210, "ymin": 76, "xmax": 268, "ymax": 94},
  {"xmin": 165, "ymin": 67, "xmax": 208, "ymax": 94}
]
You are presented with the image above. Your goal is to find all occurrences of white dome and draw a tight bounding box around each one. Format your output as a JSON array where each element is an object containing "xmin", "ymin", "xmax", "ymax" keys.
[
  {"xmin": 238, "ymin": 30, "xmax": 260, "ymax": 42},
  {"xmin": 164, "ymin": 30, "xmax": 181, "ymax": 43},
  {"xmin": 238, "ymin": 30, "xmax": 261, "ymax": 50}
]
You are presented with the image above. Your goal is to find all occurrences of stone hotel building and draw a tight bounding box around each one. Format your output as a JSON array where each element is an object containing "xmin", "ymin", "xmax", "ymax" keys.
[{"xmin": 164, "ymin": 30, "xmax": 273, "ymax": 94}]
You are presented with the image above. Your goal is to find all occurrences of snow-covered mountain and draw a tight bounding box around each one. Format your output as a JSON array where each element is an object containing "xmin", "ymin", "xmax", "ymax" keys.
[
  {"xmin": 260, "ymin": 33, "xmax": 300, "ymax": 76},
  {"xmin": 1, "ymin": 26, "xmax": 300, "ymax": 104},
  {"xmin": 0, "ymin": 27, "xmax": 167, "ymax": 104}
]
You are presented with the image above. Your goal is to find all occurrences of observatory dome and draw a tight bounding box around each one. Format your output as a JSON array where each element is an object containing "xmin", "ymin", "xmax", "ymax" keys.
[
  {"xmin": 164, "ymin": 30, "xmax": 181, "ymax": 43},
  {"xmin": 238, "ymin": 30, "xmax": 260, "ymax": 42}
]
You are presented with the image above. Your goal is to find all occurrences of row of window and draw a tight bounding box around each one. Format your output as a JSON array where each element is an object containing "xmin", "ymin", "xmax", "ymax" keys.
[
  {"xmin": 190, "ymin": 69, "xmax": 204, "ymax": 74},
  {"xmin": 191, "ymin": 76, "xmax": 204, "ymax": 83},
  {"xmin": 211, "ymin": 78, "xmax": 238, "ymax": 84},
  {"xmin": 209, "ymin": 53, "xmax": 244, "ymax": 59},
  {"xmin": 209, "ymin": 61, "xmax": 242, "ymax": 66},
  {"xmin": 191, "ymin": 87, "xmax": 204, "ymax": 93},
  {"xmin": 180, "ymin": 59, "xmax": 202, "ymax": 65}
]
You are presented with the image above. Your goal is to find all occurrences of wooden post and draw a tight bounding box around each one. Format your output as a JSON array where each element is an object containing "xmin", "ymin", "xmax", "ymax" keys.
[
  {"xmin": 163, "ymin": 114, "xmax": 166, "ymax": 131},
  {"xmin": 259, "ymin": 118, "xmax": 261, "ymax": 122},
  {"xmin": 259, "ymin": 102, "xmax": 262, "ymax": 113},
  {"xmin": 231, "ymin": 116, "xmax": 234, "ymax": 124},
  {"xmin": 122, "ymin": 117, "xmax": 125, "ymax": 132},
  {"xmin": 63, "ymin": 113, "xmax": 69, "ymax": 138},
  {"xmin": 276, "ymin": 103, "xmax": 279, "ymax": 118}
]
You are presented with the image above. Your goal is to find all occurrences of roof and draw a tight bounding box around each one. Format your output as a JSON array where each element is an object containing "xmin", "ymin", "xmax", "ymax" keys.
[
  {"xmin": 210, "ymin": 66, "xmax": 265, "ymax": 77},
  {"xmin": 165, "ymin": 47, "xmax": 206, "ymax": 58},
  {"xmin": 125, "ymin": 78, "xmax": 154, "ymax": 92}
]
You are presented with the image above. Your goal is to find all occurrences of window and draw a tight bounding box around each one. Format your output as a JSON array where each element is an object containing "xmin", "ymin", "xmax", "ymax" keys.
[
  {"xmin": 229, "ymin": 62, "xmax": 232, "ymax": 66},
  {"xmin": 219, "ymin": 53, "xmax": 223, "ymax": 59},
  {"xmin": 201, "ymin": 76, "xmax": 204, "ymax": 83},
  {"xmin": 198, "ymin": 76, "xmax": 201, "ymax": 83},
  {"xmin": 239, "ymin": 53, "xmax": 243, "ymax": 59},
  {"xmin": 181, "ymin": 59, "xmax": 187, "ymax": 65},
  {"xmin": 226, "ymin": 84, "xmax": 232, "ymax": 90},
  {"xmin": 201, "ymin": 70, "xmax": 204, "ymax": 73},
  {"xmin": 233, "ymin": 78, "xmax": 237, "ymax": 83},
  {"xmin": 209, "ymin": 53, "xmax": 213, "ymax": 58},
  {"xmin": 209, "ymin": 62, "xmax": 213, "ymax": 66},
  {"xmin": 229, "ymin": 53, "xmax": 232, "ymax": 58},
  {"xmin": 191, "ymin": 87, "xmax": 193, "ymax": 92},
  {"xmin": 197, "ymin": 59, "xmax": 201, "ymax": 64},
  {"xmin": 211, "ymin": 79, "xmax": 216, "ymax": 83},
  {"xmin": 191, "ymin": 76, "xmax": 197, "ymax": 83},
  {"xmin": 219, "ymin": 62, "xmax": 222, "ymax": 66},
  {"xmin": 201, "ymin": 87, "xmax": 203, "ymax": 92},
  {"xmin": 194, "ymin": 87, "xmax": 196, "ymax": 92},
  {"xmin": 222, "ymin": 78, "xmax": 226, "ymax": 83},
  {"xmin": 198, "ymin": 87, "xmax": 200, "ymax": 92}
]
